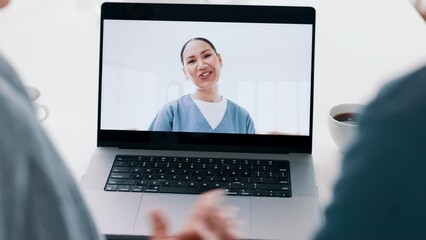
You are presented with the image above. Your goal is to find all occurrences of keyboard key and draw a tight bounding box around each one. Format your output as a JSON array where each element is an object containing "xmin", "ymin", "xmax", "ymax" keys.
[
  {"xmin": 112, "ymin": 167, "xmax": 130, "ymax": 173},
  {"xmin": 127, "ymin": 162, "xmax": 137, "ymax": 167},
  {"xmin": 143, "ymin": 174, "xmax": 155, "ymax": 180},
  {"xmin": 134, "ymin": 156, "xmax": 145, "ymax": 162},
  {"xmin": 252, "ymin": 190, "xmax": 265, "ymax": 196},
  {"xmin": 225, "ymin": 189, "xmax": 238, "ymax": 195},
  {"xmin": 206, "ymin": 177, "xmax": 216, "ymax": 182},
  {"xmin": 264, "ymin": 177, "xmax": 289, "ymax": 184},
  {"xmin": 107, "ymin": 179, "xmax": 135, "ymax": 185},
  {"xmin": 169, "ymin": 175, "xmax": 182, "ymax": 181},
  {"xmin": 270, "ymin": 172, "xmax": 289, "ymax": 178},
  {"xmin": 114, "ymin": 161, "xmax": 127, "ymax": 167},
  {"xmin": 110, "ymin": 173, "xmax": 131, "ymax": 179},
  {"xmin": 187, "ymin": 182, "xmax": 200, "ymax": 188},
  {"xmin": 218, "ymin": 177, "xmax": 228, "ymax": 182},
  {"xmin": 239, "ymin": 189, "xmax": 251, "ymax": 196},
  {"xmin": 136, "ymin": 180, "xmax": 148, "ymax": 186},
  {"xmin": 148, "ymin": 180, "xmax": 160, "ymax": 186},
  {"xmin": 183, "ymin": 176, "xmax": 194, "ymax": 181},
  {"xmin": 144, "ymin": 186, "xmax": 159, "ymax": 193},
  {"xmin": 175, "ymin": 181, "xmax": 186, "ymax": 187},
  {"xmin": 161, "ymin": 181, "xmax": 173, "ymax": 187},
  {"xmin": 254, "ymin": 160, "xmax": 264, "ymax": 166},
  {"xmin": 105, "ymin": 185, "xmax": 118, "ymax": 191},
  {"xmin": 229, "ymin": 183, "xmax": 243, "ymax": 189},
  {"xmin": 280, "ymin": 179, "xmax": 290, "ymax": 184},
  {"xmin": 160, "ymin": 187, "xmax": 202, "ymax": 194},
  {"xmin": 276, "ymin": 191, "xmax": 291, "ymax": 197},
  {"xmin": 132, "ymin": 174, "xmax": 143, "ymax": 179},
  {"xmin": 131, "ymin": 186, "xmax": 143, "ymax": 192},
  {"xmin": 116, "ymin": 155, "xmax": 132, "ymax": 161},
  {"xmin": 242, "ymin": 183, "xmax": 255, "ymax": 189},
  {"xmin": 131, "ymin": 168, "xmax": 142, "ymax": 173},
  {"xmin": 251, "ymin": 177, "xmax": 268, "ymax": 183},
  {"xmin": 118, "ymin": 185, "xmax": 131, "ymax": 192},
  {"xmin": 200, "ymin": 182, "xmax": 214, "ymax": 188},
  {"xmin": 258, "ymin": 184, "xmax": 290, "ymax": 191},
  {"xmin": 265, "ymin": 190, "xmax": 277, "ymax": 197}
]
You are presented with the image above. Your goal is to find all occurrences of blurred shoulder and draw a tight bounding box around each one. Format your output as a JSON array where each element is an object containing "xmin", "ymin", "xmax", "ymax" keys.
[
  {"xmin": 362, "ymin": 65, "xmax": 426, "ymax": 122},
  {"xmin": 0, "ymin": 53, "xmax": 28, "ymax": 98}
]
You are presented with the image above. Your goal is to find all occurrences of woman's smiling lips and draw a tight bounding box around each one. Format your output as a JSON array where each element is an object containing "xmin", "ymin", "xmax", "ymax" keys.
[{"xmin": 199, "ymin": 70, "xmax": 213, "ymax": 80}]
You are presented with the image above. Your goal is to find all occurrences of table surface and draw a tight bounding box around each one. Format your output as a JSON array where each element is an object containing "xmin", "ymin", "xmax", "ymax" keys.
[{"xmin": 1, "ymin": 0, "xmax": 426, "ymax": 209}]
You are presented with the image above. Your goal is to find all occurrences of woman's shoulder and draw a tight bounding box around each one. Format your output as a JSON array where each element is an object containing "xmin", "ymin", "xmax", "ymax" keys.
[
  {"xmin": 226, "ymin": 98, "xmax": 244, "ymax": 109},
  {"xmin": 226, "ymin": 98, "xmax": 251, "ymax": 115},
  {"xmin": 363, "ymin": 65, "xmax": 426, "ymax": 122},
  {"xmin": 160, "ymin": 95, "xmax": 192, "ymax": 111}
]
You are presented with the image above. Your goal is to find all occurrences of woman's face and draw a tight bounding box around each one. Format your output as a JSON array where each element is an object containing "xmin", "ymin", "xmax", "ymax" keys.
[{"xmin": 182, "ymin": 40, "xmax": 223, "ymax": 92}]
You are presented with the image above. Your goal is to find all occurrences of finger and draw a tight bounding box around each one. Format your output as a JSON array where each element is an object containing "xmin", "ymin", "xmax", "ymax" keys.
[
  {"xmin": 218, "ymin": 206, "xmax": 244, "ymax": 237},
  {"xmin": 219, "ymin": 206, "xmax": 239, "ymax": 220},
  {"xmin": 150, "ymin": 210, "xmax": 169, "ymax": 240},
  {"xmin": 181, "ymin": 189, "xmax": 239, "ymax": 240},
  {"xmin": 204, "ymin": 209, "xmax": 237, "ymax": 240},
  {"xmin": 175, "ymin": 230, "xmax": 204, "ymax": 240},
  {"xmin": 195, "ymin": 189, "xmax": 224, "ymax": 210},
  {"xmin": 221, "ymin": 216, "xmax": 245, "ymax": 238},
  {"xmin": 190, "ymin": 189, "xmax": 224, "ymax": 222},
  {"xmin": 228, "ymin": 219, "xmax": 245, "ymax": 238}
]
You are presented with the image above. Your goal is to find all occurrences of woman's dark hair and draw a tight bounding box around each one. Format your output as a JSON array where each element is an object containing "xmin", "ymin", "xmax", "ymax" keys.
[{"xmin": 180, "ymin": 37, "xmax": 217, "ymax": 65}]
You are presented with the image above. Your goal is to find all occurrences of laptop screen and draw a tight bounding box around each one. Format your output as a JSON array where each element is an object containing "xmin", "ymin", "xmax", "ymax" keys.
[{"xmin": 98, "ymin": 3, "xmax": 315, "ymax": 154}]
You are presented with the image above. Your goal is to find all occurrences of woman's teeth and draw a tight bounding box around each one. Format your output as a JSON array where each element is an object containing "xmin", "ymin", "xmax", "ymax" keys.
[{"xmin": 201, "ymin": 71, "xmax": 211, "ymax": 78}]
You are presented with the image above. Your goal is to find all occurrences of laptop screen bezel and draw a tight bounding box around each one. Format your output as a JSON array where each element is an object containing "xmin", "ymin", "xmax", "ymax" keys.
[{"xmin": 97, "ymin": 2, "xmax": 316, "ymax": 154}]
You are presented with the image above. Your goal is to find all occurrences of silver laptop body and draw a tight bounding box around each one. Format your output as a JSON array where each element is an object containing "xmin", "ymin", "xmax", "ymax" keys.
[{"xmin": 81, "ymin": 2, "xmax": 321, "ymax": 240}]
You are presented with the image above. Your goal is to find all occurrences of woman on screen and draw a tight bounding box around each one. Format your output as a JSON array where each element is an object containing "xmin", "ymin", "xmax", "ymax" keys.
[{"xmin": 148, "ymin": 37, "xmax": 255, "ymax": 134}]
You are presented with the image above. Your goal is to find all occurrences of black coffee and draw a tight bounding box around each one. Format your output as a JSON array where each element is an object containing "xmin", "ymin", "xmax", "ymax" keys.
[{"xmin": 333, "ymin": 112, "xmax": 359, "ymax": 125}]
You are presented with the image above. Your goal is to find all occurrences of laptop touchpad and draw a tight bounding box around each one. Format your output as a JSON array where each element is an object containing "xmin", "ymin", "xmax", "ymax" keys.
[{"xmin": 133, "ymin": 194, "xmax": 252, "ymax": 237}]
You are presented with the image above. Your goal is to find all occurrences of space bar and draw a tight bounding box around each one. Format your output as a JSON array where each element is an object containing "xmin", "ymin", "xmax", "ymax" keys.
[{"xmin": 159, "ymin": 187, "xmax": 207, "ymax": 194}]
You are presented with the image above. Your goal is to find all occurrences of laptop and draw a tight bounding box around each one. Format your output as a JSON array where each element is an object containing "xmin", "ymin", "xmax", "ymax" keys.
[{"xmin": 81, "ymin": 2, "xmax": 320, "ymax": 239}]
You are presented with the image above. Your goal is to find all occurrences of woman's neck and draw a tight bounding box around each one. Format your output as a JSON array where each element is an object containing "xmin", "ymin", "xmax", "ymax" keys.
[{"xmin": 192, "ymin": 89, "xmax": 221, "ymax": 102}]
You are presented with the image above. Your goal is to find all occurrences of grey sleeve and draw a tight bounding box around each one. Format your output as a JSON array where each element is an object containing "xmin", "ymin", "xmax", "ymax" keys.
[
  {"xmin": 0, "ymin": 59, "xmax": 104, "ymax": 240},
  {"xmin": 313, "ymin": 66, "xmax": 426, "ymax": 240}
]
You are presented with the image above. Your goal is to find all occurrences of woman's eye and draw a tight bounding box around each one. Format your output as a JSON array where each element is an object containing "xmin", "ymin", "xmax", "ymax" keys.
[
  {"xmin": 204, "ymin": 54, "xmax": 212, "ymax": 58},
  {"xmin": 187, "ymin": 60, "xmax": 195, "ymax": 64}
]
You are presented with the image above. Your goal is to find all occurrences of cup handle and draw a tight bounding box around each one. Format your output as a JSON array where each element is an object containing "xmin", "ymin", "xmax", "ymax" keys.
[{"xmin": 37, "ymin": 104, "xmax": 49, "ymax": 122}]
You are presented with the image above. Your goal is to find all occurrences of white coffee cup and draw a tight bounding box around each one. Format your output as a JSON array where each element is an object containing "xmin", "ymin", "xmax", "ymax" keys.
[
  {"xmin": 36, "ymin": 104, "xmax": 49, "ymax": 122},
  {"xmin": 26, "ymin": 86, "xmax": 49, "ymax": 122},
  {"xmin": 328, "ymin": 103, "xmax": 364, "ymax": 152}
]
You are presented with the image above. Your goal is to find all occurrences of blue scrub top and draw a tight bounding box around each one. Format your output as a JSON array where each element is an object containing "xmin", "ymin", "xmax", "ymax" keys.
[{"xmin": 148, "ymin": 95, "xmax": 255, "ymax": 134}]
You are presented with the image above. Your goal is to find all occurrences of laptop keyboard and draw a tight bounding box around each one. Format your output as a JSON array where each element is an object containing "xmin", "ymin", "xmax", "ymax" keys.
[{"xmin": 104, "ymin": 155, "xmax": 292, "ymax": 198}]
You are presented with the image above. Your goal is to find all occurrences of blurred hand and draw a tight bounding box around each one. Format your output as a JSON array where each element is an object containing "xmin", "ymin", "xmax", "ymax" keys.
[
  {"xmin": 150, "ymin": 189, "xmax": 239, "ymax": 240},
  {"xmin": 413, "ymin": 0, "xmax": 426, "ymax": 21}
]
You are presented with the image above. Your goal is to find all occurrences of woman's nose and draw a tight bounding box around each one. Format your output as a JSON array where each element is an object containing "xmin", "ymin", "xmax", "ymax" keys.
[{"xmin": 197, "ymin": 60, "xmax": 207, "ymax": 69}]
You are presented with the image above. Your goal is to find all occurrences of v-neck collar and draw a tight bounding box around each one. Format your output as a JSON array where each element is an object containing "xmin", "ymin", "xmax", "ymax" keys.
[{"xmin": 185, "ymin": 95, "xmax": 227, "ymax": 132}]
